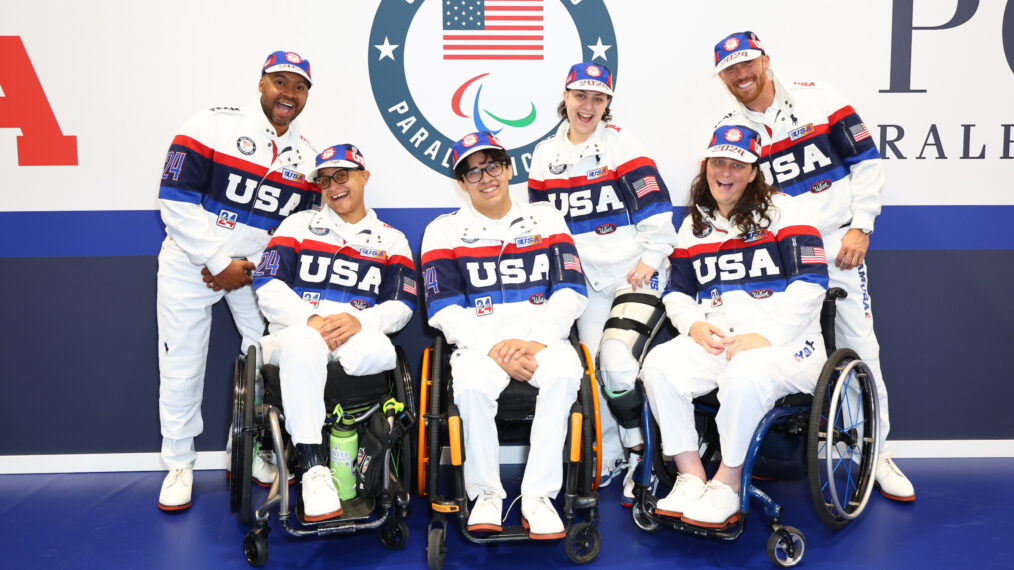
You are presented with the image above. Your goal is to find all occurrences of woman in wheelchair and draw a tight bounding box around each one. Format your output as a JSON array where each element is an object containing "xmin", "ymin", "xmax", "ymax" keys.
[
  {"xmin": 420, "ymin": 132, "xmax": 589, "ymax": 539},
  {"xmin": 638, "ymin": 125, "xmax": 829, "ymax": 528},
  {"xmin": 251, "ymin": 144, "xmax": 417, "ymax": 521}
]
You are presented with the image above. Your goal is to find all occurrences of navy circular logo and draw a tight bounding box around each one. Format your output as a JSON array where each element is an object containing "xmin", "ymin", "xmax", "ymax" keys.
[
  {"xmin": 809, "ymin": 179, "xmax": 832, "ymax": 193},
  {"xmin": 528, "ymin": 293, "xmax": 546, "ymax": 305},
  {"xmin": 749, "ymin": 289, "xmax": 774, "ymax": 299},
  {"xmin": 595, "ymin": 223, "xmax": 617, "ymax": 235},
  {"xmin": 309, "ymin": 226, "xmax": 330, "ymax": 236},
  {"xmin": 237, "ymin": 136, "xmax": 256, "ymax": 155},
  {"xmin": 694, "ymin": 223, "xmax": 713, "ymax": 239},
  {"xmin": 549, "ymin": 162, "xmax": 567, "ymax": 175},
  {"xmin": 350, "ymin": 299, "xmax": 370, "ymax": 310},
  {"xmin": 368, "ymin": 1, "xmax": 617, "ymax": 185}
]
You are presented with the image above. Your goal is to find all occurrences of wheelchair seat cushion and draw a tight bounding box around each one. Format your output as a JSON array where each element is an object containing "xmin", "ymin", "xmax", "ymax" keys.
[{"xmin": 494, "ymin": 379, "xmax": 539, "ymax": 423}]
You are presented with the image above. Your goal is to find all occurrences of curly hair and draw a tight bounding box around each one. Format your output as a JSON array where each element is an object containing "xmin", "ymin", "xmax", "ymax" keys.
[{"xmin": 686, "ymin": 159, "xmax": 776, "ymax": 236}]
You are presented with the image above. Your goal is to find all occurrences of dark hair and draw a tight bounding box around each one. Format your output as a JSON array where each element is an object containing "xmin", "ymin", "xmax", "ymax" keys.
[
  {"xmin": 686, "ymin": 158, "xmax": 775, "ymax": 236},
  {"xmin": 556, "ymin": 93, "xmax": 613, "ymax": 124},
  {"xmin": 453, "ymin": 148, "xmax": 511, "ymax": 180}
]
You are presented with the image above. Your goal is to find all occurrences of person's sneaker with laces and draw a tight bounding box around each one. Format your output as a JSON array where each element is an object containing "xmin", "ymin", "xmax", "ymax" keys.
[
  {"xmin": 466, "ymin": 491, "xmax": 503, "ymax": 533},
  {"xmin": 681, "ymin": 480, "xmax": 740, "ymax": 528},
  {"xmin": 251, "ymin": 451, "xmax": 284, "ymax": 487},
  {"xmin": 301, "ymin": 465, "xmax": 342, "ymax": 521},
  {"xmin": 158, "ymin": 467, "xmax": 193, "ymax": 511},
  {"xmin": 655, "ymin": 473, "xmax": 706, "ymax": 518},
  {"xmin": 875, "ymin": 455, "xmax": 915, "ymax": 502},
  {"xmin": 521, "ymin": 495, "xmax": 565, "ymax": 539},
  {"xmin": 621, "ymin": 452, "xmax": 656, "ymax": 507}
]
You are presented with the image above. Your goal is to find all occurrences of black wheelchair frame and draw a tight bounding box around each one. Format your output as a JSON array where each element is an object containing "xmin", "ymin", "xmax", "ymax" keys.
[
  {"xmin": 228, "ymin": 344, "xmax": 416, "ymax": 567},
  {"xmin": 417, "ymin": 335, "xmax": 604, "ymax": 568},
  {"xmin": 628, "ymin": 288, "xmax": 880, "ymax": 568}
]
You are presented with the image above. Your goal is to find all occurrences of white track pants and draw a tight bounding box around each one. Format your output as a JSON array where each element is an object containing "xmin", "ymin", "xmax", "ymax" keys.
[
  {"xmin": 640, "ymin": 334, "xmax": 826, "ymax": 467},
  {"xmin": 824, "ymin": 227, "xmax": 891, "ymax": 449},
  {"xmin": 451, "ymin": 341, "xmax": 580, "ymax": 500},
  {"xmin": 157, "ymin": 240, "xmax": 263, "ymax": 469},
  {"xmin": 260, "ymin": 324, "xmax": 395, "ymax": 444}
]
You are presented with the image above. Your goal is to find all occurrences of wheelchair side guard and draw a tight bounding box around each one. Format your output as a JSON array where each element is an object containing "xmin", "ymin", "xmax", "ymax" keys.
[
  {"xmin": 447, "ymin": 402, "xmax": 464, "ymax": 467},
  {"xmin": 579, "ymin": 343, "xmax": 603, "ymax": 491},
  {"xmin": 417, "ymin": 347, "xmax": 432, "ymax": 497}
]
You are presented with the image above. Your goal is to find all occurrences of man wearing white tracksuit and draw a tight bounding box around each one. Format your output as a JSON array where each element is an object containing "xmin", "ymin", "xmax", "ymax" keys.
[
  {"xmin": 252, "ymin": 144, "xmax": 416, "ymax": 521},
  {"xmin": 710, "ymin": 31, "xmax": 914, "ymax": 501},
  {"xmin": 421, "ymin": 132, "xmax": 588, "ymax": 539},
  {"xmin": 156, "ymin": 51, "xmax": 318, "ymax": 510}
]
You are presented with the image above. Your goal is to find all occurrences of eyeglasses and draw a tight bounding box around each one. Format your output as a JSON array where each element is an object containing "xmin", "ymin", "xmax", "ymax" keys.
[
  {"xmin": 314, "ymin": 168, "xmax": 360, "ymax": 189},
  {"xmin": 464, "ymin": 162, "xmax": 506, "ymax": 183}
]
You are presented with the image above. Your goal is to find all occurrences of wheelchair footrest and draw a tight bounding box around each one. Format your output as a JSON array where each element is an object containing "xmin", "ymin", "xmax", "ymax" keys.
[{"xmin": 294, "ymin": 495, "xmax": 377, "ymax": 526}]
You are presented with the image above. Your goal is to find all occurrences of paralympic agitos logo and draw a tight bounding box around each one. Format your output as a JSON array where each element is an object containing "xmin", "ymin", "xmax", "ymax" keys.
[{"xmin": 368, "ymin": 0, "xmax": 617, "ymax": 184}]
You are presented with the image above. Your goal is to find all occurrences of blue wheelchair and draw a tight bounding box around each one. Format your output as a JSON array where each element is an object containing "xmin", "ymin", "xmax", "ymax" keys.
[{"xmin": 628, "ymin": 288, "xmax": 880, "ymax": 567}]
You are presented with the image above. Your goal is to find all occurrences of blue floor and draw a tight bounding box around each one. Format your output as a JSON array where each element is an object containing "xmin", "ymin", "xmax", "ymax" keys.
[{"xmin": 1, "ymin": 458, "xmax": 1012, "ymax": 569}]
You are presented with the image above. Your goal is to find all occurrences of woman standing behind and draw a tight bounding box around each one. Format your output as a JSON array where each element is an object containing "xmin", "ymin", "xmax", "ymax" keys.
[
  {"xmin": 639, "ymin": 125, "xmax": 829, "ymax": 528},
  {"xmin": 528, "ymin": 62, "xmax": 677, "ymax": 506}
]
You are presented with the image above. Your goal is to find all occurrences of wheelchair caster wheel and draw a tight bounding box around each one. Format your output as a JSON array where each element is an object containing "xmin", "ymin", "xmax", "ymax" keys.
[
  {"xmin": 426, "ymin": 526, "xmax": 447, "ymax": 569},
  {"xmin": 243, "ymin": 529, "xmax": 269, "ymax": 567},
  {"xmin": 631, "ymin": 501, "xmax": 660, "ymax": 533},
  {"xmin": 564, "ymin": 521, "xmax": 601, "ymax": 565},
  {"xmin": 767, "ymin": 526, "xmax": 805, "ymax": 567},
  {"xmin": 378, "ymin": 520, "xmax": 409, "ymax": 550}
]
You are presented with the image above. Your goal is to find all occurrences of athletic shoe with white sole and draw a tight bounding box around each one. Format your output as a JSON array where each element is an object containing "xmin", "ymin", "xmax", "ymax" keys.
[
  {"xmin": 655, "ymin": 473, "xmax": 706, "ymax": 519},
  {"xmin": 681, "ymin": 480, "xmax": 740, "ymax": 528},
  {"xmin": 521, "ymin": 495, "xmax": 565, "ymax": 540},
  {"xmin": 158, "ymin": 467, "xmax": 193, "ymax": 511},
  {"xmin": 301, "ymin": 465, "xmax": 342, "ymax": 521},
  {"xmin": 466, "ymin": 491, "xmax": 503, "ymax": 533},
  {"xmin": 875, "ymin": 455, "xmax": 915, "ymax": 502}
]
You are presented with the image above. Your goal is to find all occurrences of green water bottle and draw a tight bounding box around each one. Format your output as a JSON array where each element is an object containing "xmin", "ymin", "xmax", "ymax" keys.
[{"xmin": 329, "ymin": 406, "xmax": 358, "ymax": 500}]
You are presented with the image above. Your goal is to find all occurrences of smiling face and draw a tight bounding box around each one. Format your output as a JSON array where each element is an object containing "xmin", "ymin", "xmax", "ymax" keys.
[
  {"xmin": 319, "ymin": 167, "xmax": 369, "ymax": 223},
  {"xmin": 718, "ymin": 54, "xmax": 773, "ymax": 112},
  {"xmin": 258, "ymin": 71, "xmax": 309, "ymax": 136},
  {"xmin": 563, "ymin": 88, "xmax": 610, "ymax": 144},
  {"xmin": 457, "ymin": 150, "xmax": 512, "ymax": 219},
  {"xmin": 706, "ymin": 157, "xmax": 757, "ymax": 218}
]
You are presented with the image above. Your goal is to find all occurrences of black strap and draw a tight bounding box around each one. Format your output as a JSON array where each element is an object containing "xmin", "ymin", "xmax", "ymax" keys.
[
  {"xmin": 611, "ymin": 292, "xmax": 663, "ymax": 308},
  {"xmin": 604, "ymin": 316, "xmax": 653, "ymax": 337}
]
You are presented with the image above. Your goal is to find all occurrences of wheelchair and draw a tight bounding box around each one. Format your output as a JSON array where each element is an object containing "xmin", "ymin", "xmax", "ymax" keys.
[
  {"xmin": 228, "ymin": 343, "xmax": 416, "ymax": 567},
  {"xmin": 417, "ymin": 334, "xmax": 604, "ymax": 568},
  {"xmin": 628, "ymin": 288, "xmax": 880, "ymax": 568}
]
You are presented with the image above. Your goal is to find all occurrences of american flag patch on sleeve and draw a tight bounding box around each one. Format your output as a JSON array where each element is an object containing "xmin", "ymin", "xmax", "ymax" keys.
[
  {"xmin": 800, "ymin": 245, "xmax": 827, "ymax": 264},
  {"xmin": 562, "ymin": 253, "xmax": 583, "ymax": 273},
  {"xmin": 849, "ymin": 122, "xmax": 871, "ymax": 142},
  {"xmin": 402, "ymin": 277, "xmax": 417, "ymax": 296},
  {"xmin": 632, "ymin": 176, "xmax": 660, "ymax": 198}
]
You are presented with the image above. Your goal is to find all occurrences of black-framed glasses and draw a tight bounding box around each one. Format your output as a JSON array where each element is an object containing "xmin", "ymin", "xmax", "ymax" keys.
[
  {"xmin": 314, "ymin": 168, "xmax": 361, "ymax": 189},
  {"xmin": 464, "ymin": 162, "xmax": 506, "ymax": 183}
]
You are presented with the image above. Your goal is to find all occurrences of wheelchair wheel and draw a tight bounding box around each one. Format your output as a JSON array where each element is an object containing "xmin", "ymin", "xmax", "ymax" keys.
[
  {"xmin": 807, "ymin": 349, "xmax": 878, "ymax": 530},
  {"xmin": 426, "ymin": 526, "xmax": 447, "ymax": 569},
  {"xmin": 564, "ymin": 521, "xmax": 601, "ymax": 564},
  {"xmin": 393, "ymin": 345, "xmax": 415, "ymax": 493},
  {"xmin": 378, "ymin": 519, "xmax": 409, "ymax": 550},
  {"xmin": 243, "ymin": 527, "xmax": 269, "ymax": 567},
  {"xmin": 766, "ymin": 526, "xmax": 805, "ymax": 567},
  {"xmin": 631, "ymin": 500, "xmax": 660, "ymax": 533},
  {"xmin": 230, "ymin": 346, "xmax": 256, "ymax": 524}
]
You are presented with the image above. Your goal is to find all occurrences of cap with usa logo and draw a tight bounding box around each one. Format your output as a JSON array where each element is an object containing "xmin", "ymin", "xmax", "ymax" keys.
[
  {"xmin": 714, "ymin": 31, "xmax": 765, "ymax": 74},
  {"xmin": 704, "ymin": 125, "xmax": 763, "ymax": 163},
  {"xmin": 451, "ymin": 131, "xmax": 506, "ymax": 170},
  {"xmin": 564, "ymin": 62, "xmax": 614, "ymax": 96},
  {"xmin": 261, "ymin": 50, "xmax": 312, "ymax": 86},
  {"xmin": 311, "ymin": 144, "xmax": 365, "ymax": 179}
]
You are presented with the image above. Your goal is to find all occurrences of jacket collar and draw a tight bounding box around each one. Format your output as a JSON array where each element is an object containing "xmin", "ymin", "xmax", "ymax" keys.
[
  {"xmin": 736, "ymin": 70, "xmax": 798, "ymax": 129},
  {"xmin": 547, "ymin": 120, "xmax": 607, "ymax": 166},
  {"xmin": 309, "ymin": 206, "xmax": 377, "ymax": 242},
  {"xmin": 457, "ymin": 199, "xmax": 541, "ymax": 243}
]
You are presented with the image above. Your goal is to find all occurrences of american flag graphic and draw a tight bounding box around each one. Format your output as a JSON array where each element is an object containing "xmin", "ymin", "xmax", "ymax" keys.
[
  {"xmin": 443, "ymin": 0, "xmax": 544, "ymax": 61},
  {"xmin": 849, "ymin": 122, "xmax": 871, "ymax": 142},
  {"xmin": 632, "ymin": 176, "xmax": 660, "ymax": 198},
  {"xmin": 800, "ymin": 245, "xmax": 827, "ymax": 264},
  {"xmin": 562, "ymin": 253, "xmax": 582, "ymax": 273},
  {"xmin": 402, "ymin": 277, "xmax": 417, "ymax": 296}
]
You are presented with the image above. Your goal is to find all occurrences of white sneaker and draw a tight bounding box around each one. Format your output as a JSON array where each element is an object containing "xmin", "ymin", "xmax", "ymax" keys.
[
  {"xmin": 681, "ymin": 480, "xmax": 740, "ymax": 528},
  {"xmin": 466, "ymin": 491, "xmax": 503, "ymax": 533},
  {"xmin": 301, "ymin": 465, "xmax": 342, "ymax": 521},
  {"xmin": 875, "ymin": 456, "xmax": 915, "ymax": 502},
  {"xmin": 655, "ymin": 473, "xmax": 706, "ymax": 519},
  {"xmin": 521, "ymin": 495, "xmax": 565, "ymax": 540},
  {"xmin": 252, "ymin": 451, "xmax": 279, "ymax": 487},
  {"xmin": 158, "ymin": 468, "xmax": 193, "ymax": 511},
  {"xmin": 621, "ymin": 452, "xmax": 655, "ymax": 508}
]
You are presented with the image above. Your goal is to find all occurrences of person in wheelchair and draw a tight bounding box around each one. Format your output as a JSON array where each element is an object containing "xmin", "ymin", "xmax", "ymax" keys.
[
  {"xmin": 420, "ymin": 132, "xmax": 588, "ymax": 539},
  {"xmin": 639, "ymin": 125, "xmax": 829, "ymax": 528},
  {"xmin": 251, "ymin": 144, "xmax": 417, "ymax": 521}
]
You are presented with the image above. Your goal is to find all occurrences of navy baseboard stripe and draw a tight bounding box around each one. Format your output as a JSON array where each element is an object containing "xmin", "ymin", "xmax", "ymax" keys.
[{"xmin": 1, "ymin": 205, "xmax": 1011, "ymax": 257}]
